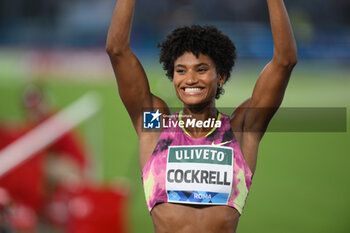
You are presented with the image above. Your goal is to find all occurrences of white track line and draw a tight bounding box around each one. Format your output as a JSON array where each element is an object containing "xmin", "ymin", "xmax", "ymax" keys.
[{"xmin": 0, "ymin": 92, "xmax": 101, "ymax": 178}]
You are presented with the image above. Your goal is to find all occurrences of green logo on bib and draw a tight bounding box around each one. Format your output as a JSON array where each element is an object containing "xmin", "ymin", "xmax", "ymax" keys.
[{"xmin": 168, "ymin": 146, "xmax": 232, "ymax": 165}]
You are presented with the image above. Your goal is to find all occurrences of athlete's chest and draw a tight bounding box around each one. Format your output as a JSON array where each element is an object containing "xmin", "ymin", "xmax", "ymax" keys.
[{"xmin": 164, "ymin": 144, "xmax": 235, "ymax": 205}]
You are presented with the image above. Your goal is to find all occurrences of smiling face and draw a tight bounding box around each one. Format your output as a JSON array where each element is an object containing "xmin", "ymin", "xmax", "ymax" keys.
[{"xmin": 173, "ymin": 52, "xmax": 224, "ymax": 107}]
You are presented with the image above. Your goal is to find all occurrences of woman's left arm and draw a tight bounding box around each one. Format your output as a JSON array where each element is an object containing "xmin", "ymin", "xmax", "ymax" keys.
[{"xmin": 244, "ymin": 0, "xmax": 297, "ymax": 139}]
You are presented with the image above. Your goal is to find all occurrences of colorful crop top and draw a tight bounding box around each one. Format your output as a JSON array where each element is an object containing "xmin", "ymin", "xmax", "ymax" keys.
[{"xmin": 142, "ymin": 112, "xmax": 252, "ymax": 214}]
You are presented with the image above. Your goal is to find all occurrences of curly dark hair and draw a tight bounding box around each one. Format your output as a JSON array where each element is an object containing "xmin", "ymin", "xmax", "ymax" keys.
[{"xmin": 158, "ymin": 25, "xmax": 237, "ymax": 99}]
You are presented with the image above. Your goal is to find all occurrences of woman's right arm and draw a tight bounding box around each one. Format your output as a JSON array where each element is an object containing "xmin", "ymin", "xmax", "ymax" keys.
[{"xmin": 106, "ymin": 0, "xmax": 167, "ymax": 135}]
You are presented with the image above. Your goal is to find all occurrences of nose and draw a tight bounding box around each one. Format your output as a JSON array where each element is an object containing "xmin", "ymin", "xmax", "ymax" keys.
[{"xmin": 184, "ymin": 70, "xmax": 198, "ymax": 85}]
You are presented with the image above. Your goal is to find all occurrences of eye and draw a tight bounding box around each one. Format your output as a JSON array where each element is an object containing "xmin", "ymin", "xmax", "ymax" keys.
[
  {"xmin": 176, "ymin": 69, "xmax": 185, "ymax": 74},
  {"xmin": 198, "ymin": 68, "xmax": 208, "ymax": 73}
]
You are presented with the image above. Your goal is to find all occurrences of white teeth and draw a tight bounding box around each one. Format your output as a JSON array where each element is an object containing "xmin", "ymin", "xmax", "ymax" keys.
[{"xmin": 184, "ymin": 88, "xmax": 202, "ymax": 92}]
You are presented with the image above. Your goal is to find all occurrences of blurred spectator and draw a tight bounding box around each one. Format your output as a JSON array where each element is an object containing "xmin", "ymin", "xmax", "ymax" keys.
[
  {"xmin": 0, "ymin": 84, "xmax": 89, "ymax": 232},
  {"xmin": 0, "ymin": 84, "xmax": 130, "ymax": 233},
  {"xmin": 21, "ymin": 84, "xmax": 88, "ymax": 189}
]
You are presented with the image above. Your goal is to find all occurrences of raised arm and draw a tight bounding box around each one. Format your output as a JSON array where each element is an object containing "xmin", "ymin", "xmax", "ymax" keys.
[
  {"xmin": 243, "ymin": 0, "xmax": 297, "ymax": 138},
  {"xmin": 106, "ymin": 0, "xmax": 167, "ymax": 135},
  {"xmin": 232, "ymin": 0, "xmax": 297, "ymax": 173}
]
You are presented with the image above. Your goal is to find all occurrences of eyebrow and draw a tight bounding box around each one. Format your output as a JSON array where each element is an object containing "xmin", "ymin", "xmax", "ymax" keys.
[{"xmin": 175, "ymin": 63, "xmax": 210, "ymax": 68}]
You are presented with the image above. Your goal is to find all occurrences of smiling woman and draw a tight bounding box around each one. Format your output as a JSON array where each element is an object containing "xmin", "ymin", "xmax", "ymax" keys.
[
  {"xmin": 106, "ymin": 0, "xmax": 297, "ymax": 232},
  {"xmin": 173, "ymin": 52, "xmax": 221, "ymax": 106}
]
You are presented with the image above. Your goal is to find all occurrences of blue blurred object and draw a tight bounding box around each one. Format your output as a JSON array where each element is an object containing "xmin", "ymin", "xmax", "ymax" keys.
[{"xmin": 0, "ymin": 0, "xmax": 349, "ymax": 59}]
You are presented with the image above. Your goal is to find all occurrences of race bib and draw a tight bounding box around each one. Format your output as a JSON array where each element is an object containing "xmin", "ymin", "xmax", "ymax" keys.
[{"xmin": 166, "ymin": 145, "xmax": 234, "ymax": 205}]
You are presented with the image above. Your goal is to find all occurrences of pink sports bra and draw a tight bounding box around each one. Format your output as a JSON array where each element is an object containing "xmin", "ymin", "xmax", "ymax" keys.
[{"xmin": 142, "ymin": 112, "xmax": 252, "ymax": 214}]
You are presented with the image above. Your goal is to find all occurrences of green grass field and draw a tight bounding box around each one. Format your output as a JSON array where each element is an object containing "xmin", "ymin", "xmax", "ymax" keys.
[{"xmin": 0, "ymin": 59, "xmax": 349, "ymax": 233}]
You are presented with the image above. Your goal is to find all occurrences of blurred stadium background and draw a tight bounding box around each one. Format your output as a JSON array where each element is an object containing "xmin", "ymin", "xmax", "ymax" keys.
[{"xmin": 0, "ymin": 0, "xmax": 349, "ymax": 232}]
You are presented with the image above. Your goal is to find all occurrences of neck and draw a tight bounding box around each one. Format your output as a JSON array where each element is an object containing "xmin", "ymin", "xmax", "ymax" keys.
[
  {"xmin": 181, "ymin": 101, "xmax": 219, "ymax": 138},
  {"xmin": 183, "ymin": 100, "xmax": 216, "ymax": 119}
]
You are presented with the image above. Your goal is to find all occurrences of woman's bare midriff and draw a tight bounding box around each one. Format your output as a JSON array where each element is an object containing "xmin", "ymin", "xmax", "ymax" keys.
[{"xmin": 150, "ymin": 203, "xmax": 240, "ymax": 233}]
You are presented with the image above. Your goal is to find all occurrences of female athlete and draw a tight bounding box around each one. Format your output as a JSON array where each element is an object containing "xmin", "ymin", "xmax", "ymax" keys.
[{"xmin": 106, "ymin": 0, "xmax": 297, "ymax": 232}]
